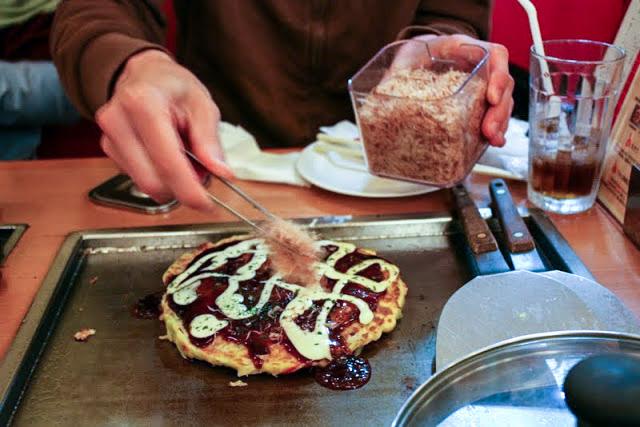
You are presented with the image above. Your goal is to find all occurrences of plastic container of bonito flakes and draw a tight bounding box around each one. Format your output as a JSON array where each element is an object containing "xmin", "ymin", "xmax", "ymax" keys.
[{"xmin": 349, "ymin": 39, "xmax": 490, "ymax": 187}]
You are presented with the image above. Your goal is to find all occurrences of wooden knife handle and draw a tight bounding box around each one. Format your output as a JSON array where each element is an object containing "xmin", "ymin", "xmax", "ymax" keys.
[
  {"xmin": 451, "ymin": 184, "xmax": 499, "ymax": 254},
  {"xmin": 489, "ymin": 179, "xmax": 535, "ymax": 253}
]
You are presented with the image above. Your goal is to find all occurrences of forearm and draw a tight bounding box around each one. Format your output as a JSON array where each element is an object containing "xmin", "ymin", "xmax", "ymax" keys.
[
  {"xmin": 50, "ymin": 0, "xmax": 168, "ymax": 118},
  {"xmin": 400, "ymin": 0, "xmax": 491, "ymax": 40}
]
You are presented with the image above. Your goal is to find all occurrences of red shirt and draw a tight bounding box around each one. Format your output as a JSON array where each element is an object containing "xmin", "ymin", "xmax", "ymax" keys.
[{"xmin": 491, "ymin": 0, "xmax": 631, "ymax": 70}]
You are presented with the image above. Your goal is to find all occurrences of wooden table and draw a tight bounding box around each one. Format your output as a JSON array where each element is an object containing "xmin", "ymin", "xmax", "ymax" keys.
[{"xmin": 1, "ymin": 157, "xmax": 639, "ymax": 360}]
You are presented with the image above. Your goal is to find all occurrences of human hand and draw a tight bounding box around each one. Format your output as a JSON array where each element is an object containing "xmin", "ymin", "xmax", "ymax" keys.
[
  {"xmin": 96, "ymin": 49, "xmax": 233, "ymax": 211},
  {"xmin": 407, "ymin": 34, "xmax": 514, "ymax": 147}
]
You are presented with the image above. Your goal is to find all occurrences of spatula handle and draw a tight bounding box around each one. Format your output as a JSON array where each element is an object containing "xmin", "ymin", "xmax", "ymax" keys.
[
  {"xmin": 451, "ymin": 184, "xmax": 499, "ymax": 254},
  {"xmin": 489, "ymin": 179, "xmax": 535, "ymax": 253}
]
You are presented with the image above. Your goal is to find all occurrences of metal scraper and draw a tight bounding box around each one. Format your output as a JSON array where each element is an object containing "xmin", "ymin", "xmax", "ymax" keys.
[
  {"xmin": 540, "ymin": 270, "xmax": 640, "ymax": 334},
  {"xmin": 439, "ymin": 181, "xmax": 640, "ymax": 371},
  {"xmin": 435, "ymin": 270, "xmax": 640, "ymax": 370}
]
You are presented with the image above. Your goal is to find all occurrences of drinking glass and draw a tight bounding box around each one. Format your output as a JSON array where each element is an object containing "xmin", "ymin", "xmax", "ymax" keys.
[{"xmin": 528, "ymin": 39, "xmax": 625, "ymax": 214}]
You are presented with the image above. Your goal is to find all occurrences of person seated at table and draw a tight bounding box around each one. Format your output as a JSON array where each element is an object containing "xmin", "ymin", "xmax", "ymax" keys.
[
  {"xmin": 50, "ymin": 1, "xmax": 514, "ymax": 210},
  {"xmin": 0, "ymin": 0, "xmax": 80, "ymax": 160}
]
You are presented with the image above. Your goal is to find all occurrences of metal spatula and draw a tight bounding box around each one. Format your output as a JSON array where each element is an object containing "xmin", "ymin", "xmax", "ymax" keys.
[
  {"xmin": 451, "ymin": 184, "xmax": 510, "ymax": 276},
  {"xmin": 489, "ymin": 179, "xmax": 547, "ymax": 272},
  {"xmin": 438, "ymin": 181, "xmax": 640, "ymax": 370},
  {"xmin": 435, "ymin": 270, "xmax": 640, "ymax": 370}
]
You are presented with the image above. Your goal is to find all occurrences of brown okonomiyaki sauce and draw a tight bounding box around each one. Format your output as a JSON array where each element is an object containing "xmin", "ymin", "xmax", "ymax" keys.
[
  {"xmin": 314, "ymin": 356, "xmax": 372, "ymax": 390},
  {"xmin": 166, "ymin": 241, "xmax": 390, "ymax": 389},
  {"xmin": 132, "ymin": 291, "xmax": 163, "ymax": 319}
]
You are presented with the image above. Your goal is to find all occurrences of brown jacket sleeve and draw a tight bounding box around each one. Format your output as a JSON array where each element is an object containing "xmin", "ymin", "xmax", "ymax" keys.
[
  {"xmin": 399, "ymin": 0, "xmax": 491, "ymax": 40},
  {"xmin": 50, "ymin": 0, "xmax": 168, "ymax": 118}
]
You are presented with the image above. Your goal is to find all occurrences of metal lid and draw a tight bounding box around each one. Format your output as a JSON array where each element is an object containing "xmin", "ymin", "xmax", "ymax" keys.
[{"xmin": 393, "ymin": 331, "xmax": 640, "ymax": 427}]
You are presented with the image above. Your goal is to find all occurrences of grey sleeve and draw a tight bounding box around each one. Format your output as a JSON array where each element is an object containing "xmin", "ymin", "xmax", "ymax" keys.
[{"xmin": 0, "ymin": 60, "xmax": 80, "ymax": 127}]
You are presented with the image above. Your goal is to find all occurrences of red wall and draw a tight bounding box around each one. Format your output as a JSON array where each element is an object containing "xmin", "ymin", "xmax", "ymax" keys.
[{"xmin": 490, "ymin": 0, "xmax": 631, "ymax": 70}]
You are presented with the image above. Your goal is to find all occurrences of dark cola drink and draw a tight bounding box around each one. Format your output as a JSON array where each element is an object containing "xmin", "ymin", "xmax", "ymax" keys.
[
  {"xmin": 531, "ymin": 151, "xmax": 600, "ymax": 199},
  {"xmin": 527, "ymin": 40, "xmax": 625, "ymax": 214}
]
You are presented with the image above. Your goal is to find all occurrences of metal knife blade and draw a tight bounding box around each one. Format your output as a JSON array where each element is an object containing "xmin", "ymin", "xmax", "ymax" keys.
[
  {"xmin": 489, "ymin": 179, "xmax": 547, "ymax": 272},
  {"xmin": 451, "ymin": 184, "xmax": 511, "ymax": 276}
]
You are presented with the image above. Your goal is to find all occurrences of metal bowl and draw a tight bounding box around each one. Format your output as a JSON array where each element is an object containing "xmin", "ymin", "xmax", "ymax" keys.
[{"xmin": 393, "ymin": 331, "xmax": 640, "ymax": 427}]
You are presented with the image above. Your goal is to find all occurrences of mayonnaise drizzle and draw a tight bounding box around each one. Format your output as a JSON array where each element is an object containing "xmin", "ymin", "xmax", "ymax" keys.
[
  {"xmin": 190, "ymin": 314, "xmax": 228, "ymax": 338},
  {"xmin": 167, "ymin": 238, "xmax": 399, "ymax": 360}
]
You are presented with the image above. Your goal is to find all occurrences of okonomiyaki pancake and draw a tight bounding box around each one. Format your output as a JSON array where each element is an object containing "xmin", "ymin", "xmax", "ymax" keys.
[{"xmin": 160, "ymin": 235, "xmax": 407, "ymax": 376}]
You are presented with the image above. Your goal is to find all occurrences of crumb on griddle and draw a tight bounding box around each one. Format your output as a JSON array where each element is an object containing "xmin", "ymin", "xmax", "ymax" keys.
[
  {"xmin": 74, "ymin": 328, "xmax": 96, "ymax": 342},
  {"xmin": 229, "ymin": 380, "xmax": 248, "ymax": 387},
  {"xmin": 261, "ymin": 217, "xmax": 320, "ymax": 287},
  {"xmin": 89, "ymin": 275, "xmax": 99, "ymax": 285},
  {"xmin": 403, "ymin": 376, "xmax": 417, "ymax": 391}
]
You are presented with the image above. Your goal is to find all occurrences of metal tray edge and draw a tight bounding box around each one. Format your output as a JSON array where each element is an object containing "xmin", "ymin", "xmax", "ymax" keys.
[
  {"xmin": 74, "ymin": 212, "xmax": 457, "ymax": 242},
  {"xmin": 0, "ymin": 231, "xmax": 83, "ymax": 425},
  {"xmin": 1, "ymin": 224, "xmax": 29, "ymax": 264}
]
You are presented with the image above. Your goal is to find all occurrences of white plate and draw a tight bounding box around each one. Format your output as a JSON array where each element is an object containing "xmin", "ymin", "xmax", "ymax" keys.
[{"xmin": 296, "ymin": 142, "xmax": 439, "ymax": 198}]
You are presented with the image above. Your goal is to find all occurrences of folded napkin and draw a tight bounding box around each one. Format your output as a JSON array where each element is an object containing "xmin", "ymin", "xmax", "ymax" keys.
[
  {"xmin": 478, "ymin": 118, "xmax": 529, "ymax": 180},
  {"xmin": 219, "ymin": 122, "xmax": 308, "ymax": 186},
  {"xmin": 319, "ymin": 120, "xmax": 361, "ymax": 140}
]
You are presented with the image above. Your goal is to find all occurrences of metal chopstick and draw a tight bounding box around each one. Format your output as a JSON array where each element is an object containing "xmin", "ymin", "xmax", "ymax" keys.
[
  {"xmin": 182, "ymin": 148, "xmax": 313, "ymax": 255},
  {"xmin": 183, "ymin": 149, "xmax": 279, "ymax": 222},
  {"xmin": 166, "ymin": 149, "xmax": 315, "ymax": 293},
  {"xmin": 203, "ymin": 190, "xmax": 269, "ymax": 235}
]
